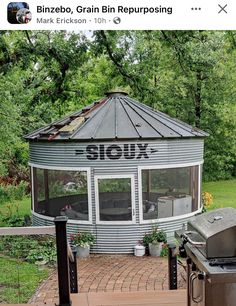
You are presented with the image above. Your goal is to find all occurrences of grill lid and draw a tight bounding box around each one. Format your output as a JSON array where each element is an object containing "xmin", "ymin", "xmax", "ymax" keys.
[{"xmin": 187, "ymin": 208, "xmax": 236, "ymax": 259}]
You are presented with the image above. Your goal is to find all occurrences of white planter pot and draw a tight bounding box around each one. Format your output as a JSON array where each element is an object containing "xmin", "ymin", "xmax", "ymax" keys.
[
  {"xmin": 134, "ymin": 245, "xmax": 145, "ymax": 256},
  {"xmin": 77, "ymin": 245, "xmax": 90, "ymax": 258},
  {"xmin": 149, "ymin": 243, "xmax": 162, "ymax": 257}
]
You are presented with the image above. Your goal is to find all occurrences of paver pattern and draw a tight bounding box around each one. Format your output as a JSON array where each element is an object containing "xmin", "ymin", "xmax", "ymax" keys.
[{"xmin": 29, "ymin": 255, "xmax": 186, "ymax": 304}]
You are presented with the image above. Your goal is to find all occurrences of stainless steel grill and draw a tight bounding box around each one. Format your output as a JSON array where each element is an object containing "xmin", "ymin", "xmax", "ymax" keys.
[{"xmin": 176, "ymin": 207, "xmax": 236, "ymax": 306}]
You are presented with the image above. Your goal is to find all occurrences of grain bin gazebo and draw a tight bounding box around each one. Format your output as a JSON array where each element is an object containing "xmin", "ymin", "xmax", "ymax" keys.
[{"xmin": 25, "ymin": 92, "xmax": 208, "ymax": 253}]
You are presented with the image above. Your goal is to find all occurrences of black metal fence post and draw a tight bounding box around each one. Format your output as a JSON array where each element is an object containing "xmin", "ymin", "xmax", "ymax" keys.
[
  {"xmin": 69, "ymin": 249, "xmax": 78, "ymax": 293},
  {"xmin": 54, "ymin": 216, "xmax": 71, "ymax": 306},
  {"xmin": 168, "ymin": 243, "xmax": 178, "ymax": 290}
]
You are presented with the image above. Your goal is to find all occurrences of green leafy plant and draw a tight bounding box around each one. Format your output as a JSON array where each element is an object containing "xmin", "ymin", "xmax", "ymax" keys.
[
  {"xmin": 26, "ymin": 238, "xmax": 57, "ymax": 264},
  {"xmin": 0, "ymin": 236, "xmax": 57, "ymax": 265},
  {"xmin": 0, "ymin": 181, "xmax": 27, "ymax": 204},
  {"xmin": 1, "ymin": 214, "xmax": 25, "ymax": 227},
  {"xmin": 143, "ymin": 226, "xmax": 167, "ymax": 246},
  {"xmin": 160, "ymin": 243, "xmax": 169, "ymax": 257},
  {"xmin": 0, "ymin": 202, "xmax": 31, "ymax": 227},
  {"xmin": 70, "ymin": 231, "xmax": 95, "ymax": 248}
]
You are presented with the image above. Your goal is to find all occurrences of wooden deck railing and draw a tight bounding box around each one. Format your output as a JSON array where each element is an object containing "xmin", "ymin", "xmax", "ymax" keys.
[
  {"xmin": 0, "ymin": 216, "xmax": 74, "ymax": 306},
  {"xmin": 0, "ymin": 225, "xmax": 55, "ymax": 236},
  {"xmin": 0, "ymin": 220, "xmax": 180, "ymax": 306}
]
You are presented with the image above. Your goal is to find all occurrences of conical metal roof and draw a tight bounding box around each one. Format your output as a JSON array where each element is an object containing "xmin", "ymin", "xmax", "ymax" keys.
[{"xmin": 25, "ymin": 92, "xmax": 208, "ymax": 141}]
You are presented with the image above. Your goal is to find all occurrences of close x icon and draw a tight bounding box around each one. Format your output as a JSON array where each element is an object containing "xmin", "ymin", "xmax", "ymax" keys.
[{"xmin": 218, "ymin": 4, "xmax": 227, "ymax": 13}]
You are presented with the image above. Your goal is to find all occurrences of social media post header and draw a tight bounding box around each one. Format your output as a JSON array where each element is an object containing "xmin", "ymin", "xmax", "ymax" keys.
[{"xmin": 0, "ymin": 0, "xmax": 234, "ymax": 30}]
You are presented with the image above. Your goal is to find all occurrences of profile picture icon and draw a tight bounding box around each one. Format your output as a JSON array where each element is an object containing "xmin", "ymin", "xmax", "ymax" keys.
[{"xmin": 7, "ymin": 2, "xmax": 32, "ymax": 24}]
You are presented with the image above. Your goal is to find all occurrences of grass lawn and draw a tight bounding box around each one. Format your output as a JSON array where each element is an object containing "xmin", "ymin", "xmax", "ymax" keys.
[
  {"xmin": 0, "ymin": 196, "xmax": 31, "ymax": 226},
  {"xmin": 0, "ymin": 197, "xmax": 53, "ymax": 303},
  {"xmin": 202, "ymin": 179, "xmax": 236, "ymax": 210},
  {"xmin": 0, "ymin": 256, "xmax": 49, "ymax": 303},
  {"xmin": 12, "ymin": 196, "xmax": 31, "ymax": 216}
]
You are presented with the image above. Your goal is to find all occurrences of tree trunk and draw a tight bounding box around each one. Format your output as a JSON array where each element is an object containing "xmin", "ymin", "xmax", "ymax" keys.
[{"xmin": 194, "ymin": 70, "xmax": 202, "ymax": 128}]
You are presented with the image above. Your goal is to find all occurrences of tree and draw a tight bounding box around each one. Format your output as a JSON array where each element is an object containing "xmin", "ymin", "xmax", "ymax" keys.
[
  {"xmin": 93, "ymin": 30, "xmax": 236, "ymax": 180},
  {"xmin": 0, "ymin": 30, "xmax": 235, "ymax": 181}
]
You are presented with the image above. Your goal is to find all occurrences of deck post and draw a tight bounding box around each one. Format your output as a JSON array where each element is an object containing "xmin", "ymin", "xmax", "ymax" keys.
[
  {"xmin": 168, "ymin": 243, "xmax": 178, "ymax": 290},
  {"xmin": 54, "ymin": 216, "xmax": 71, "ymax": 306},
  {"xmin": 69, "ymin": 249, "xmax": 78, "ymax": 293}
]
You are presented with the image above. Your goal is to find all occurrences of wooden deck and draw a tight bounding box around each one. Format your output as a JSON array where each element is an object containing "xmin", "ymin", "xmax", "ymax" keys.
[
  {"xmin": 71, "ymin": 289, "xmax": 187, "ymax": 306},
  {"xmin": 2, "ymin": 290, "xmax": 186, "ymax": 306}
]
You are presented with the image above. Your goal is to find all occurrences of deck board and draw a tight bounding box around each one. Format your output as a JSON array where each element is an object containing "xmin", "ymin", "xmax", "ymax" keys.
[
  {"xmin": 2, "ymin": 290, "xmax": 186, "ymax": 306},
  {"xmin": 71, "ymin": 289, "xmax": 187, "ymax": 306},
  {"xmin": 0, "ymin": 304, "xmax": 56, "ymax": 306}
]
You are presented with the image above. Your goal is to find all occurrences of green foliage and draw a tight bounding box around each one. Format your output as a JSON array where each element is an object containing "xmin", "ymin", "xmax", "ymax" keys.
[
  {"xmin": 0, "ymin": 197, "xmax": 55, "ymax": 264},
  {"xmin": 0, "ymin": 71, "xmax": 22, "ymax": 177},
  {"xmin": 160, "ymin": 244, "xmax": 169, "ymax": 257},
  {"xmin": 0, "ymin": 30, "xmax": 235, "ymax": 181},
  {"xmin": 143, "ymin": 227, "xmax": 167, "ymax": 245},
  {"xmin": 98, "ymin": 178, "xmax": 131, "ymax": 193},
  {"xmin": 0, "ymin": 197, "xmax": 31, "ymax": 223},
  {"xmin": 0, "ymin": 256, "xmax": 49, "ymax": 303},
  {"xmin": 202, "ymin": 179, "xmax": 236, "ymax": 210},
  {"xmin": 1, "ymin": 214, "xmax": 25, "ymax": 227},
  {"xmin": 70, "ymin": 231, "xmax": 95, "ymax": 248},
  {"xmin": 0, "ymin": 236, "xmax": 57, "ymax": 265},
  {"xmin": 93, "ymin": 30, "xmax": 236, "ymax": 180},
  {"xmin": 26, "ymin": 238, "xmax": 57, "ymax": 264},
  {"xmin": 203, "ymin": 103, "xmax": 236, "ymax": 181},
  {"xmin": 48, "ymin": 181, "xmax": 68, "ymax": 198},
  {"xmin": 0, "ymin": 197, "xmax": 31, "ymax": 227},
  {"xmin": 0, "ymin": 181, "xmax": 27, "ymax": 204}
]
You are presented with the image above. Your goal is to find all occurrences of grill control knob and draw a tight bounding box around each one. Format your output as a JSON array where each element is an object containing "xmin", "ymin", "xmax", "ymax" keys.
[
  {"xmin": 179, "ymin": 244, "xmax": 187, "ymax": 258},
  {"xmin": 198, "ymin": 272, "xmax": 206, "ymax": 280}
]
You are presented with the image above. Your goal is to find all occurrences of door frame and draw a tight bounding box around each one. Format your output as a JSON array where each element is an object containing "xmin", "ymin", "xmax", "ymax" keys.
[{"xmin": 94, "ymin": 174, "xmax": 136, "ymax": 225}]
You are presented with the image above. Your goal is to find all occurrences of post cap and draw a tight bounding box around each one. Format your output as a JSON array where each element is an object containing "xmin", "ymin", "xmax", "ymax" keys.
[{"xmin": 54, "ymin": 216, "xmax": 68, "ymax": 223}]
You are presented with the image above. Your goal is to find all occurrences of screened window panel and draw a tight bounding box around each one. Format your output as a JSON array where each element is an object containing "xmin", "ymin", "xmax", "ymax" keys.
[
  {"xmin": 33, "ymin": 168, "xmax": 89, "ymax": 220},
  {"xmin": 98, "ymin": 178, "xmax": 132, "ymax": 221},
  {"xmin": 142, "ymin": 166, "xmax": 199, "ymax": 220}
]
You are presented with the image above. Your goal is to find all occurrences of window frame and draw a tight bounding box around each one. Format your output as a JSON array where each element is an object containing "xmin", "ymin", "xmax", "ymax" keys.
[
  {"xmin": 30, "ymin": 163, "xmax": 92, "ymax": 224},
  {"xmin": 138, "ymin": 161, "xmax": 203, "ymax": 224},
  {"xmin": 94, "ymin": 174, "xmax": 136, "ymax": 225}
]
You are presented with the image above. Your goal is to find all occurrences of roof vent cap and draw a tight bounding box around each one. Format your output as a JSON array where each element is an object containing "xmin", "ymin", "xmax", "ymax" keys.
[{"xmin": 105, "ymin": 91, "xmax": 128, "ymax": 98}]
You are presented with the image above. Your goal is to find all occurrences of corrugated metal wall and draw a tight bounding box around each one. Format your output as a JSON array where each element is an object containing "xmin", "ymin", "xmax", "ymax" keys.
[
  {"xmin": 32, "ymin": 212, "xmax": 196, "ymax": 253},
  {"xmin": 29, "ymin": 139, "xmax": 204, "ymax": 167},
  {"xmin": 30, "ymin": 138, "xmax": 204, "ymax": 253}
]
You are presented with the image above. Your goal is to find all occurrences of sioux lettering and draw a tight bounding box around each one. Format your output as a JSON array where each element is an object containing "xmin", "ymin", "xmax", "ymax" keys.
[{"xmin": 85, "ymin": 144, "xmax": 150, "ymax": 160}]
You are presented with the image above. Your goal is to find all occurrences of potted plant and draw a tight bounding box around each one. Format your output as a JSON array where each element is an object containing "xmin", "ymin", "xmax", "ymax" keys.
[
  {"xmin": 70, "ymin": 231, "xmax": 95, "ymax": 258},
  {"xmin": 143, "ymin": 226, "xmax": 167, "ymax": 257}
]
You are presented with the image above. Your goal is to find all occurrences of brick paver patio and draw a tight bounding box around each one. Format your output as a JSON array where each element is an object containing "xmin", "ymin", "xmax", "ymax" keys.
[{"xmin": 29, "ymin": 255, "xmax": 187, "ymax": 304}]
